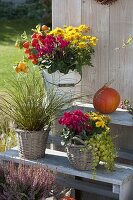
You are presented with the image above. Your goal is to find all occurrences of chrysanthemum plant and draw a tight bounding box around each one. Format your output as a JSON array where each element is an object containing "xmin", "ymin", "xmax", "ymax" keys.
[
  {"xmin": 15, "ymin": 24, "xmax": 98, "ymax": 75},
  {"xmin": 59, "ymin": 110, "xmax": 116, "ymax": 173}
]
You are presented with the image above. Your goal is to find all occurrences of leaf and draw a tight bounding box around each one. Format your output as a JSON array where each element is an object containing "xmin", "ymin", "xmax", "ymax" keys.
[{"xmin": 127, "ymin": 36, "xmax": 133, "ymax": 45}]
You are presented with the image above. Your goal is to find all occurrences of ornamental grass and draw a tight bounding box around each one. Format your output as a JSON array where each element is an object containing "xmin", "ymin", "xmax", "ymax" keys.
[{"xmin": 0, "ymin": 69, "xmax": 66, "ymax": 131}]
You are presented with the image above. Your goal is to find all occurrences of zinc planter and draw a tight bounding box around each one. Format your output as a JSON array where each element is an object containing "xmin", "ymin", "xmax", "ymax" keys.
[{"xmin": 42, "ymin": 69, "xmax": 81, "ymax": 101}]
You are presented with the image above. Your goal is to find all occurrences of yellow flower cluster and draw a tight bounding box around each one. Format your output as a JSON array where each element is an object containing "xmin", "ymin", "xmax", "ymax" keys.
[
  {"xmin": 49, "ymin": 24, "xmax": 98, "ymax": 48},
  {"xmin": 89, "ymin": 112, "xmax": 110, "ymax": 128}
]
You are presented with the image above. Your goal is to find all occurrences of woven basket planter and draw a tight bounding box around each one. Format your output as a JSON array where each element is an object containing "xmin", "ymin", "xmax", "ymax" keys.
[
  {"xmin": 16, "ymin": 126, "xmax": 50, "ymax": 160},
  {"xmin": 66, "ymin": 143, "xmax": 93, "ymax": 170}
]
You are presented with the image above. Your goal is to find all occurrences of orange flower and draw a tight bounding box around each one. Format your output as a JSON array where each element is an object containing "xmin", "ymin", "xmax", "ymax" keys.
[
  {"xmin": 15, "ymin": 62, "xmax": 28, "ymax": 73},
  {"xmin": 41, "ymin": 25, "xmax": 49, "ymax": 31},
  {"xmin": 15, "ymin": 41, "xmax": 19, "ymax": 48}
]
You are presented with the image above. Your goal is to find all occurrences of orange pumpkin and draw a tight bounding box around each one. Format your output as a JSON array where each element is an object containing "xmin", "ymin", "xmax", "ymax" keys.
[{"xmin": 93, "ymin": 85, "xmax": 120, "ymax": 114}]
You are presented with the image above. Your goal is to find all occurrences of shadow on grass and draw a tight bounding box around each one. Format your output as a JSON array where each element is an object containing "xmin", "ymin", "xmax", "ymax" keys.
[{"xmin": 0, "ymin": 19, "xmax": 40, "ymax": 45}]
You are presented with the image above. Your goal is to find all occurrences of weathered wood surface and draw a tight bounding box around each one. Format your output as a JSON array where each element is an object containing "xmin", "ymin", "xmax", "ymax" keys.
[
  {"xmin": 81, "ymin": 0, "xmax": 109, "ymax": 97},
  {"xmin": 48, "ymin": 134, "xmax": 133, "ymax": 163},
  {"xmin": 52, "ymin": 0, "xmax": 133, "ymax": 153},
  {"xmin": 73, "ymin": 102, "xmax": 133, "ymax": 127},
  {"xmin": 52, "ymin": 0, "xmax": 133, "ymax": 102},
  {"xmin": 0, "ymin": 147, "xmax": 133, "ymax": 186},
  {"xmin": 81, "ymin": 0, "xmax": 133, "ymax": 102},
  {"xmin": 109, "ymin": 0, "xmax": 133, "ymax": 102},
  {"xmin": 52, "ymin": 0, "xmax": 82, "ymax": 28},
  {"xmin": 52, "ymin": 0, "xmax": 82, "ymax": 96},
  {"xmin": 57, "ymin": 176, "xmax": 118, "ymax": 199},
  {"xmin": 52, "ymin": 1, "xmax": 133, "ymax": 199},
  {"xmin": 1, "ymin": 148, "xmax": 133, "ymax": 199}
]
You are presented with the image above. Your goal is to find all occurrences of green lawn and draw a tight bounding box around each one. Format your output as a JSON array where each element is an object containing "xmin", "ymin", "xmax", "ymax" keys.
[{"xmin": 0, "ymin": 19, "xmax": 40, "ymax": 89}]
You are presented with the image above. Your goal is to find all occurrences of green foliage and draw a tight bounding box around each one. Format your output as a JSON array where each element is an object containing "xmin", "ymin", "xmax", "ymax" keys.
[
  {"xmin": 43, "ymin": 46, "xmax": 95, "ymax": 75},
  {"xmin": 16, "ymin": 24, "xmax": 97, "ymax": 76},
  {"xmin": 0, "ymin": 0, "xmax": 52, "ymax": 26},
  {"xmin": 86, "ymin": 129, "xmax": 116, "ymax": 175},
  {"xmin": 0, "ymin": 69, "xmax": 66, "ymax": 131},
  {"xmin": 59, "ymin": 110, "xmax": 116, "ymax": 175},
  {"xmin": 0, "ymin": 1, "xmax": 14, "ymax": 20},
  {"xmin": 123, "ymin": 99, "xmax": 133, "ymax": 116},
  {"xmin": 0, "ymin": 19, "xmax": 40, "ymax": 90},
  {"xmin": 0, "ymin": 109, "xmax": 16, "ymax": 152}
]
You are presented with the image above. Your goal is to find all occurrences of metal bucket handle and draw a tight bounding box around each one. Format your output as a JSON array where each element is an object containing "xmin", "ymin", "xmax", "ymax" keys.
[{"xmin": 70, "ymin": 136, "xmax": 87, "ymax": 146}]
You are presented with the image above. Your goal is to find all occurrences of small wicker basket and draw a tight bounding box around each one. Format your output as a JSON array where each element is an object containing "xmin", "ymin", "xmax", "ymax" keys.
[
  {"xmin": 66, "ymin": 137, "xmax": 93, "ymax": 170},
  {"xmin": 16, "ymin": 126, "xmax": 50, "ymax": 160}
]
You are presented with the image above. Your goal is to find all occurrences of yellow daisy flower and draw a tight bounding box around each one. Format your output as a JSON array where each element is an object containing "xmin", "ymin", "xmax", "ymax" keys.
[
  {"xmin": 77, "ymin": 42, "xmax": 87, "ymax": 48},
  {"xmin": 49, "ymin": 27, "xmax": 64, "ymax": 36},
  {"xmin": 91, "ymin": 36, "xmax": 97, "ymax": 42},
  {"xmin": 88, "ymin": 41, "xmax": 96, "ymax": 46},
  {"xmin": 78, "ymin": 24, "xmax": 90, "ymax": 32},
  {"xmin": 90, "ymin": 112, "xmax": 98, "ymax": 117},
  {"xmin": 86, "ymin": 36, "xmax": 92, "ymax": 40},
  {"xmin": 65, "ymin": 26, "xmax": 74, "ymax": 33},
  {"xmin": 96, "ymin": 121, "xmax": 105, "ymax": 128}
]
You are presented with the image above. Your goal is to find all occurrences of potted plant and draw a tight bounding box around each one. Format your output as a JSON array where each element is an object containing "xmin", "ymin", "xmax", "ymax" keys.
[
  {"xmin": 120, "ymin": 99, "xmax": 133, "ymax": 116},
  {"xmin": 0, "ymin": 69, "xmax": 65, "ymax": 160},
  {"xmin": 0, "ymin": 161, "xmax": 76, "ymax": 200},
  {"xmin": 58, "ymin": 110, "xmax": 116, "ymax": 173},
  {"xmin": 0, "ymin": 162, "xmax": 56, "ymax": 200},
  {"xmin": 15, "ymin": 24, "xmax": 98, "ymax": 98}
]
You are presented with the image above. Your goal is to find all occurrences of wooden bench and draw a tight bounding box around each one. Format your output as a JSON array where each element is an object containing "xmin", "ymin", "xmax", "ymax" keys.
[
  {"xmin": 0, "ymin": 103, "xmax": 133, "ymax": 200},
  {"xmin": 72, "ymin": 102, "xmax": 133, "ymax": 127},
  {"xmin": 0, "ymin": 147, "xmax": 133, "ymax": 200},
  {"xmin": 72, "ymin": 102, "xmax": 133, "ymax": 163}
]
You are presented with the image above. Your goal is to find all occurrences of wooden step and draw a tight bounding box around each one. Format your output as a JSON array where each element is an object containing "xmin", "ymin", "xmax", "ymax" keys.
[{"xmin": 0, "ymin": 148, "xmax": 133, "ymax": 200}]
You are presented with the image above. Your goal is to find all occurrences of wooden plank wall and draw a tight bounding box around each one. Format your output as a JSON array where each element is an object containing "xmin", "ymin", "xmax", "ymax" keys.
[
  {"xmin": 52, "ymin": 0, "xmax": 133, "ymax": 199},
  {"xmin": 52, "ymin": 0, "xmax": 133, "ymax": 101}
]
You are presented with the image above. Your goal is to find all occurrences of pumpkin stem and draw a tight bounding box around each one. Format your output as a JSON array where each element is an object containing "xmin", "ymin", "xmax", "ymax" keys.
[{"xmin": 104, "ymin": 79, "xmax": 114, "ymax": 87}]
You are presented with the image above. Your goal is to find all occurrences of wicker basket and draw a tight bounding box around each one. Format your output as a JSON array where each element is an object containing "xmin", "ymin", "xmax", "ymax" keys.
[
  {"xmin": 66, "ymin": 137, "xmax": 93, "ymax": 170},
  {"xmin": 16, "ymin": 126, "xmax": 50, "ymax": 160}
]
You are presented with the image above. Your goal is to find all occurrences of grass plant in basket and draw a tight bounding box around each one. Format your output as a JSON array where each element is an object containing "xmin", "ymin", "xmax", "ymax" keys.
[
  {"xmin": 0, "ymin": 69, "xmax": 66, "ymax": 160},
  {"xmin": 59, "ymin": 110, "xmax": 116, "ymax": 174}
]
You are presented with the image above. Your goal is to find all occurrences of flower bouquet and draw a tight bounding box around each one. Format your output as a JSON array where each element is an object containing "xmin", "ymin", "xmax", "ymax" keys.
[
  {"xmin": 15, "ymin": 24, "xmax": 98, "ymax": 101},
  {"xmin": 59, "ymin": 110, "xmax": 116, "ymax": 173},
  {"xmin": 15, "ymin": 24, "xmax": 98, "ymax": 75}
]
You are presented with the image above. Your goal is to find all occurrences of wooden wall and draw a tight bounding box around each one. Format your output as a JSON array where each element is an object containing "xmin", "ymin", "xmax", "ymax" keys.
[
  {"xmin": 52, "ymin": 0, "xmax": 133, "ymax": 199},
  {"xmin": 52, "ymin": 0, "xmax": 133, "ymax": 101}
]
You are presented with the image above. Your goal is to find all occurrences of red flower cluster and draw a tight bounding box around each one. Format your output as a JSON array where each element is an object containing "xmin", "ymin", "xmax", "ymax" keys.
[
  {"xmin": 21, "ymin": 32, "xmax": 69, "ymax": 65},
  {"xmin": 58, "ymin": 110, "xmax": 91, "ymax": 134},
  {"xmin": 57, "ymin": 36, "xmax": 69, "ymax": 49}
]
